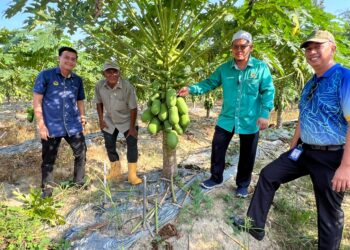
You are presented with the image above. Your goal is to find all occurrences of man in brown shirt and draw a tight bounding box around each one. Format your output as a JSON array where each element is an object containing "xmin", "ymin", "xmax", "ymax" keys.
[{"xmin": 94, "ymin": 62, "xmax": 141, "ymax": 185}]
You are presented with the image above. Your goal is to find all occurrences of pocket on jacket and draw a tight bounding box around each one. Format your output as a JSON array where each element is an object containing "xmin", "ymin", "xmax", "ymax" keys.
[{"xmin": 246, "ymin": 79, "xmax": 259, "ymax": 96}]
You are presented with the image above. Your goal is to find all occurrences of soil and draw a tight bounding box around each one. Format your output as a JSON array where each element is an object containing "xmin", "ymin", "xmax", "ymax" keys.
[{"xmin": 3, "ymin": 102, "xmax": 349, "ymax": 250}]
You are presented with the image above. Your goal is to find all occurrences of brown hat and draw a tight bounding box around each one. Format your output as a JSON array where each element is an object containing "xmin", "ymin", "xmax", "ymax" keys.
[
  {"xmin": 300, "ymin": 30, "xmax": 335, "ymax": 48},
  {"xmin": 103, "ymin": 61, "xmax": 120, "ymax": 71}
]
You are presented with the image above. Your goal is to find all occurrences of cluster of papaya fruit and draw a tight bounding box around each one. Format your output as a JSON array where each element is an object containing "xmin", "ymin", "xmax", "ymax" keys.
[
  {"xmin": 26, "ymin": 107, "xmax": 34, "ymax": 123},
  {"xmin": 141, "ymin": 89, "xmax": 190, "ymax": 149}
]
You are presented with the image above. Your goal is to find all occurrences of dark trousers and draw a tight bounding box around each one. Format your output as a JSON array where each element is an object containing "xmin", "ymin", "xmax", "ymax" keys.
[
  {"xmin": 102, "ymin": 127, "xmax": 138, "ymax": 163},
  {"xmin": 247, "ymin": 148, "xmax": 344, "ymax": 250},
  {"xmin": 41, "ymin": 132, "xmax": 86, "ymax": 188},
  {"xmin": 211, "ymin": 125, "xmax": 259, "ymax": 186}
]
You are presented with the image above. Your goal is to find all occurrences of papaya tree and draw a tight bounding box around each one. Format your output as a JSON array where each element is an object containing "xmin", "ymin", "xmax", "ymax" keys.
[
  {"xmin": 5, "ymin": 0, "xmax": 237, "ymax": 178},
  {"xmin": 0, "ymin": 27, "xmax": 60, "ymax": 102},
  {"xmin": 0, "ymin": 25, "xmax": 101, "ymax": 103},
  {"xmin": 232, "ymin": 0, "xmax": 349, "ymax": 127},
  {"xmin": 87, "ymin": 0, "xmax": 237, "ymax": 178}
]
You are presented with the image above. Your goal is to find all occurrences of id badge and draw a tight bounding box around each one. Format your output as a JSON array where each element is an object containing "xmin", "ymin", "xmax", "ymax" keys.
[{"xmin": 288, "ymin": 145, "xmax": 303, "ymax": 161}]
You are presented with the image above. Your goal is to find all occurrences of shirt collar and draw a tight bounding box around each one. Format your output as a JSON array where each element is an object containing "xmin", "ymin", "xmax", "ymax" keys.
[
  {"xmin": 103, "ymin": 79, "xmax": 122, "ymax": 90},
  {"xmin": 231, "ymin": 55, "xmax": 254, "ymax": 70},
  {"xmin": 55, "ymin": 67, "xmax": 75, "ymax": 78},
  {"xmin": 314, "ymin": 63, "xmax": 341, "ymax": 78},
  {"xmin": 313, "ymin": 63, "xmax": 341, "ymax": 81}
]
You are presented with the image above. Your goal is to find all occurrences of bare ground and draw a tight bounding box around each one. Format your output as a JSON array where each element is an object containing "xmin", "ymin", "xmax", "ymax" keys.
[{"xmin": 1, "ymin": 102, "xmax": 349, "ymax": 250}]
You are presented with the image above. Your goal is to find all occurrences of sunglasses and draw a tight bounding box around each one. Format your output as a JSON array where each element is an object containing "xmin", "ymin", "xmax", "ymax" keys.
[{"xmin": 232, "ymin": 44, "xmax": 250, "ymax": 50}]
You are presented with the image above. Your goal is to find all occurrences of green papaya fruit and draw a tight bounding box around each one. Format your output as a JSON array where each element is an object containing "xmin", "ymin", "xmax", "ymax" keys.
[
  {"xmin": 148, "ymin": 123, "xmax": 157, "ymax": 135},
  {"xmin": 166, "ymin": 89, "xmax": 177, "ymax": 107},
  {"xmin": 174, "ymin": 124, "xmax": 183, "ymax": 135},
  {"xmin": 158, "ymin": 103, "xmax": 168, "ymax": 121},
  {"xmin": 26, "ymin": 107, "xmax": 34, "ymax": 123},
  {"xmin": 176, "ymin": 97, "xmax": 188, "ymax": 115},
  {"xmin": 141, "ymin": 108, "xmax": 153, "ymax": 123},
  {"xmin": 151, "ymin": 99, "xmax": 161, "ymax": 115},
  {"xmin": 167, "ymin": 130, "xmax": 178, "ymax": 149},
  {"xmin": 164, "ymin": 120, "xmax": 172, "ymax": 132},
  {"xmin": 27, "ymin": 113, "xmax": 34, "ymax": 123},
  {"xmin": 150, "ymin": 93, "xmax": 160, "ymax": 101},
  {"xmin": 148, "ymin": 117, "xmax": 160, "ymax": 135},
  {"xmin": 179, "ymin": 114, "xmax": 190, "ymax": 130},
  {"xmin": 168, "ymin": 106, "xmax": 179, "ymax": 125}
]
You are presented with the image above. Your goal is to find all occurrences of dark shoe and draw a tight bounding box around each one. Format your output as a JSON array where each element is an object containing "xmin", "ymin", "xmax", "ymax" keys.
[
  {"xmin": 236, "ymin": 187, "xmax": 248, "ymax": 198},
  {"xmin": 41, "ymin": 188, "xmax": 53, "ymax": 199},
  {"xmin": 231, "ymin": 215, "xmax": 265, "ymax": 241},
  {"xmin": 60, "ymin": 180, "xmax": 89, "ymax": 190},
  {"xmin": 201, "ymin": 178, "xmax": 223, "ymax": 189},
  {"xmin": 74, "ymin": 181, "xmax": 90, "ymax": 190}
]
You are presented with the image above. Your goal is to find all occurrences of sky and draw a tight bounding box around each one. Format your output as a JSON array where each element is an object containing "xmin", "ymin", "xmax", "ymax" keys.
[{"xmin": 0, "ymin": 0, "xmax": 350, "ymax": 30}]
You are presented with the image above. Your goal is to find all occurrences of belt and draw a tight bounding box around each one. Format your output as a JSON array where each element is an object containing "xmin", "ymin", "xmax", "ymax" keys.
[{"xmin": 302, "ymin": 143, "xmax": 344, "ymax": 151}]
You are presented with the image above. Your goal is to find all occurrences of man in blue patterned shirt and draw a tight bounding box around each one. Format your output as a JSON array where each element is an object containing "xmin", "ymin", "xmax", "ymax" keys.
[
  {"xmin": 232, "ymin": 30, "xmax": 350, "ymax": 249},
  {"xmin": 33, "ymin": 46, "xmax": 87, "ymax": 198}
]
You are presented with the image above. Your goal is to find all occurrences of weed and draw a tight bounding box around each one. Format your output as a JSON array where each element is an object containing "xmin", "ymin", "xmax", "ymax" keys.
[
  {"xmin": 51, "ymin": 239, "xmax": 71, "ymax": 250},
  {"xmin": 13, "ymin": 188, "xmax": 65, "ymax": 226},
  {"xmin": 216, "ymin": 192, "xmax": 233, "ymax": 203},
  {"xmin": 272, "ymin": 194, "xmax": 317, "ymax": 249},
  {"xmin": 94, "ymin": 172, "xmax": 124, "ymax": 230},
  {"xmin": 230, "ymin": 216, "xmax": 255, "ymax": 250},
  {"xmin": 0, "ymin": 204, "xmax": 51, "ymax": 250},
  {"xmin": 227, "ymin": 140, "xmax": 240, "ymax": 155},
  {"xmin": 178, "ymin": 181, "xmax": 213, "ymax": 228},
  {"xmin": 0, "ymin": 183, "xmax": 7, "ymax": 202}
]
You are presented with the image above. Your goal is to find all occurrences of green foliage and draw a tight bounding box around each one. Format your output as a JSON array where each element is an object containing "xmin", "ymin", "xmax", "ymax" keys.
[
  {"xmin": 178, "ymin": 181, "xmax": 213, "ymax": 226},
  {"xmin": 0, "ymin": 204, "xmax": 51, "ymax": 250},
  {"xmin": 0, "ymin": 27, "xmax": 60, "ymax": 102},
  {"xmin": 0, "ymin": 26, "xmax": 101, "ymax": 102},
  {"xmin": 4, "ymin": 0, "xmax": 237, "ymax": 103},
  {"xmin": 26, "ymin": 106, "xmax": 34, "ymax": 122},
  {"xmin": 273, "ymin": 195, "xmax": 317, "ymax": 248},
  {"xmin": 204, "ymin": 94, "xmax": 214, "ymax": 110},
  {"xmin": 13, "ymin": 188, "xmax": 65, "ymax": 226},
  {"xmin": 232, "ymin": 0, "xmax": 350, "ymax": 126}
]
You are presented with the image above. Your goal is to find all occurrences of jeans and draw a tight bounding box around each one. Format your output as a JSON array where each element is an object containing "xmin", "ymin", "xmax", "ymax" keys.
[
  {"xmin": 102, "ymin": 127, "xmax": 138, "ymax": 163},
  {"xmin": 41, "ymin": 132, "xmax": 86, "ymax": 189},
  {"xmin": 247, "ymin": 148, "xmax": 344, "ymax": 250},
  {"xmin": 211, "ymin": 125, "xmax": 259, "ymax": 186}
]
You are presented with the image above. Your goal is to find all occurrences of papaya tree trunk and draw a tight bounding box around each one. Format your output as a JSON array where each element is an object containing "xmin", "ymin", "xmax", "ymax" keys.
[
  {"xmin": 162, "ymin": 131, "xmax": 177, "ymax": 179},
  {"xmin": 276, "ymin": 107, "xmax": 283, "ymax": 128},
  {"xmin": 206, "ymin": 108, "xmax": 210, "ymax": 118},
  {"xmin": 275, "ymin": 85, "xmax": 283, "ymax": 128}
]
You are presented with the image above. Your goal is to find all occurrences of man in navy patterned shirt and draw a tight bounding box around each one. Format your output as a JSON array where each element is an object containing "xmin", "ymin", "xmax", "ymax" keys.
[
  {"xmin": 232, "ymin": 30, "xmax": 350, "ymax": 250},
  {"xmin": 33, "ymin": 46, "xmax": 87, "ymax": 198}
]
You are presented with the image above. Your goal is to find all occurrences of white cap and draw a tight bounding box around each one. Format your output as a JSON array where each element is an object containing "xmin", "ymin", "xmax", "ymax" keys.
[{"xmin": 232, "ymin": 30, "xmax": 253, "ymax": 43}]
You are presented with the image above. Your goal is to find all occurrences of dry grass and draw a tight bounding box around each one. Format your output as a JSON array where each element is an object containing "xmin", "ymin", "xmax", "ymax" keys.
[{"xmin": 2, "ymin": 103, "xmax": 350, "ymax": 250}]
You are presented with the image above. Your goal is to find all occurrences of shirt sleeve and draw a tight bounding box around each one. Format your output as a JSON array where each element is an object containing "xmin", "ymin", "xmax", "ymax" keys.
[
  {"xmin": 341, "ymin": 69, "xmax": 350, "ymax": 122},
  {"xmin": 188, "ymin": 66, "xmax": 222, "ymax": 95},
  {"xmin": 33, "ymin": 71, "xmax": 47, "ymax": 94},
  {"xmin": 77, "ymin": 77, "xmax": 85, "ymax": 101},
  {"xmin": 127, "ymin": 82, "xmax": 138, "ymax": 110},
  {"xmin": 94, "ymin": 82, "xmax": 103, "ymax": 104},
  {"xmin": 259, "ymin": 64, "xmax": 275, "ymax": 119}
]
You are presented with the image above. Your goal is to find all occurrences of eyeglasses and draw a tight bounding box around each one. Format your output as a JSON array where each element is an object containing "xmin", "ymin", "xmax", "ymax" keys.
[
  {"xmin": 232, "ymin": 44, "xmax": 250, "ymax": 51},
  {"xmin": 307, "ymin": 81, "xmax": 318, "ymax": 101}
]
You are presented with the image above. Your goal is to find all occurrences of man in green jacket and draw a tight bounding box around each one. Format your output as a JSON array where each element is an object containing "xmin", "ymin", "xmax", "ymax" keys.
[{"xmin": 178, "ymin": 30, "xmax": 275, "ymax": 197}]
